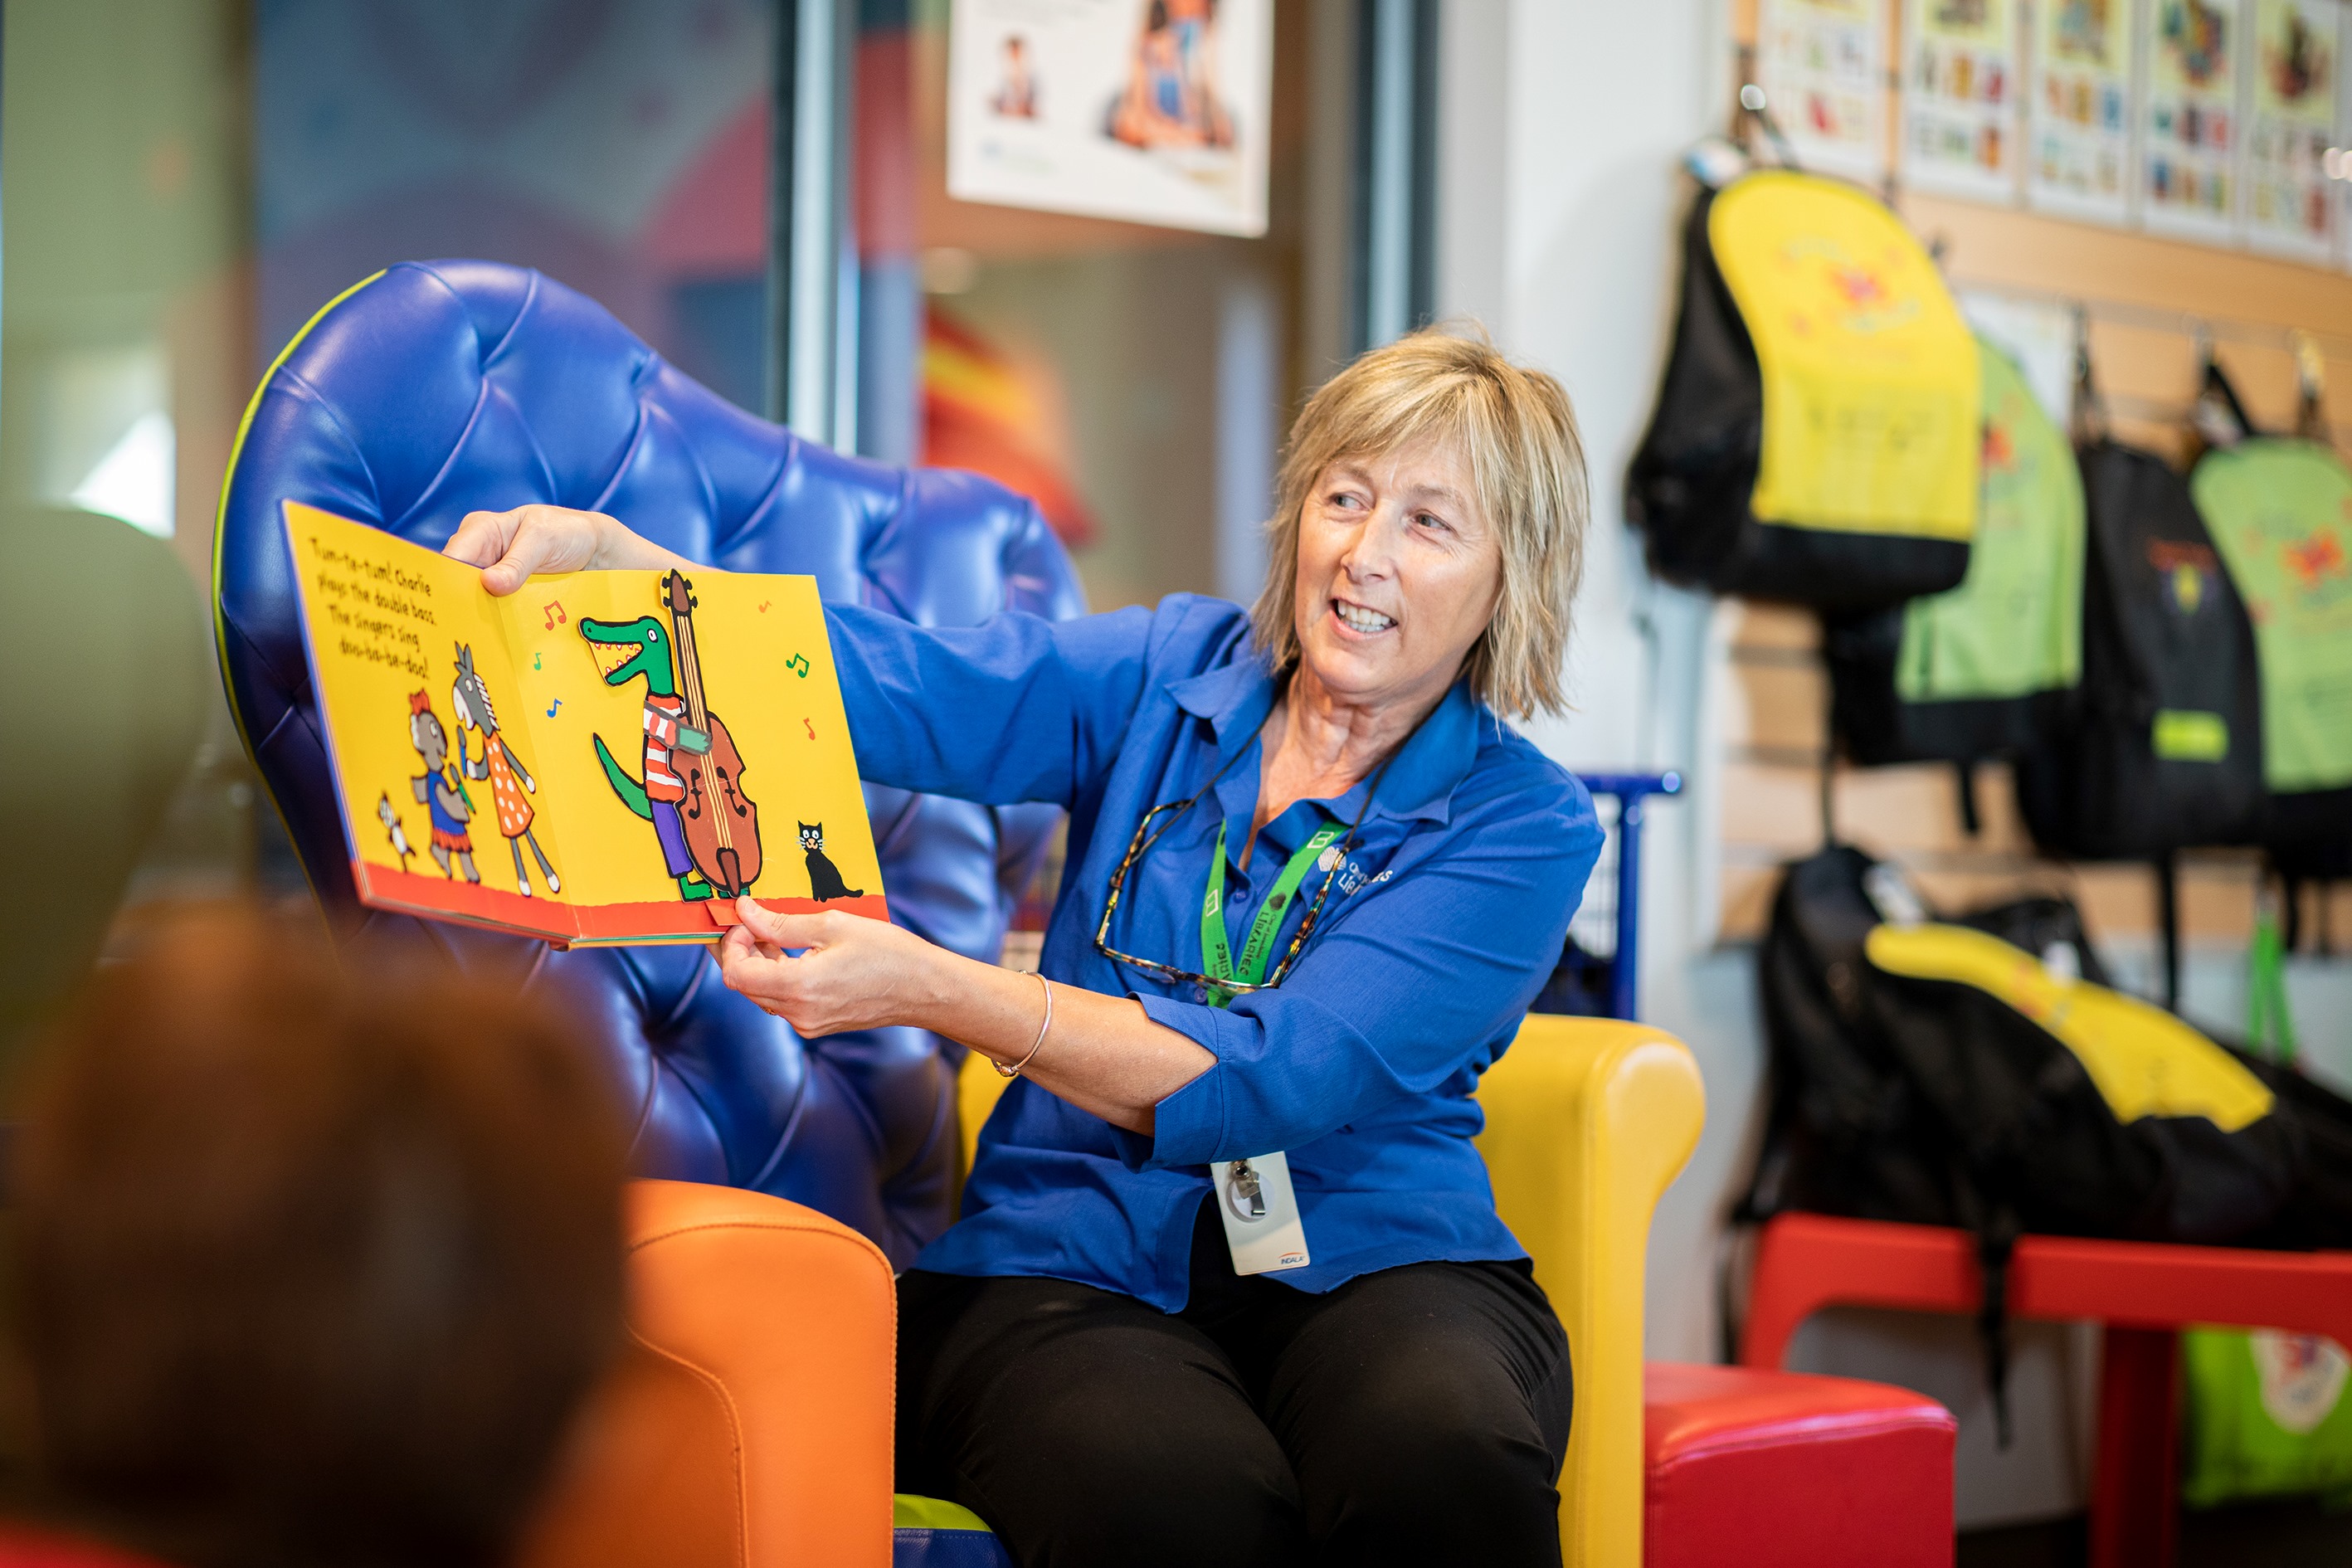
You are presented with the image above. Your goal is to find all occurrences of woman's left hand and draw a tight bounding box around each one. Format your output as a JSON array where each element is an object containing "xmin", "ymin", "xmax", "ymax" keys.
[{"xmin": 717, "ymin": 900, "xmax": 947, "ymax": 1038}]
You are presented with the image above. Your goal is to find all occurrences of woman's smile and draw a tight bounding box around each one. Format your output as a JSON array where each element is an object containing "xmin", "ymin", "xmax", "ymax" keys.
[{"xmin": 1331, "ymin": 597, "xmax": 1397, "ymax": 637}]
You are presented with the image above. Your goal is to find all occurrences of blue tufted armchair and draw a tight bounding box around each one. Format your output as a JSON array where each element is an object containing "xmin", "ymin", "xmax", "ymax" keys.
[{"xmin": 214, "ymin": 260, "xmax": 1085, "ymax": 1265}]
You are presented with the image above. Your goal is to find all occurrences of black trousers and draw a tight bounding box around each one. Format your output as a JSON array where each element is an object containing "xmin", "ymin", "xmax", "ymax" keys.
[{"xmin": 896, "ymin": 1198, "xmax": 1574, "ymax": 1568}]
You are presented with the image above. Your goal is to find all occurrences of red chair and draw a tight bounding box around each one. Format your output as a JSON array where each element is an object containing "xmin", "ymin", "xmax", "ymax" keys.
[
  {"xmin": 1739, "ymin": 1211, "xmax": 2352, "ymax": 1568},
  {"xmin": 1644, "ymin": 1362, "xmax": 1955, "ymax": 1568},
  {"xmin": 0, "ymin": 1532, "xmax": 175, "ymax": 1568}
]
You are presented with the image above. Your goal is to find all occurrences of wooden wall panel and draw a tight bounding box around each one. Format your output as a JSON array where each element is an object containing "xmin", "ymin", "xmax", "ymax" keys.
[{"xmin": 1708, "ymin": 6, "xmax": 2352, "ymax": 952}]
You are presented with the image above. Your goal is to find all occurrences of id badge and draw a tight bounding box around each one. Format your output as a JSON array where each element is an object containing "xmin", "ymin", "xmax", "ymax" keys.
[{"xmin": 1210, "ymin": 1151, "xmax": 1311, "ymax": 1275}]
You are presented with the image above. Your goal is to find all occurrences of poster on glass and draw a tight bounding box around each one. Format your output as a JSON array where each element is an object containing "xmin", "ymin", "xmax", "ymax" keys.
[
  {"xmin": 1757, "ymin": 0, "xmax": 1892, "ymax": 183},
  {"xmin": 2027, "ymin": 0, "xmax": 2136, "ymax": 224},
  {"xmin": 946, "ymin": 0, "xmax": 1274, "ymax": 237},
  {"xmin": 2243, "ymin": 0, "xmax": 2339, "ymax": 261},
  {"xmin": 2140, "ymin": 0, "xmax": 2247, "ymax": 242}
]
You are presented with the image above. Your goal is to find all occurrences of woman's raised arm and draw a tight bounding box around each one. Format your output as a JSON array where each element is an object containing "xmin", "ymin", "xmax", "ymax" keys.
[{"xmin": 445, "ymin": 503, "xmax": 1156, "ymax": 809}]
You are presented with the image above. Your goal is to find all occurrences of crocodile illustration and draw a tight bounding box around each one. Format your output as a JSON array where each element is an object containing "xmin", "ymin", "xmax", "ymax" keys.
[{"xmin": 579, "ymin": 611, "xmax": 718, "ymax": 902}]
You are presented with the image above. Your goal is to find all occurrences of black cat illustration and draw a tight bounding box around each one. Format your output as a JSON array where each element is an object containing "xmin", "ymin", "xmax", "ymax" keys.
[{"xmin": 799, "ymin": 821, "xmax": 864, "ymax": 902}]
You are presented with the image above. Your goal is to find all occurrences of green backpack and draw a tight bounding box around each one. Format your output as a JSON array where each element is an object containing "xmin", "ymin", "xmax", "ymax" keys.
[
  {"xmin": 1827, "ymin": 335, "xmax": 2086, "ymax": 769},
  {"xmin": 2183, "ymin": 1327, "xmax": 2352, "ymax": 1508},
  {"xmin": 2189, "ymin": 364, "xmax": 2352, "ymax": 874}
]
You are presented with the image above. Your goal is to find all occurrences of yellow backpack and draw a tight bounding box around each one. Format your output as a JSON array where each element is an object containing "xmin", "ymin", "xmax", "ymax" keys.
[{"xmin": 1631, "ymin": 169, "xmax": 1981, "ymax": 608}]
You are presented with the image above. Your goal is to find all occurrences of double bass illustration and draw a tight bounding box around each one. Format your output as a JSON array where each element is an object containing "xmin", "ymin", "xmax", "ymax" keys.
[{"xmin": 664, "ymin": 568, "xmax": 763, "ymax": 897}]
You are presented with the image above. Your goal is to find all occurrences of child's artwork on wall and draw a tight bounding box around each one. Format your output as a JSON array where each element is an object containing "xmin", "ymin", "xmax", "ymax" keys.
[
  {"xmin": 1759, "ymin": 0, "xmax": 1892, "ymax": 183},
  {"xmin": 2142, "ymin": 0, "xmax": 2247, "ymax": 242},
  {"xmin": 2243, "ymin": 0, "xmax": 2340, "ymax": 261},
  {"xmin": 2027, "ymin": 0, "xmax": 2136, "ymax": 224},
  {"xmin": 1902, "ymin": 0, "xmax": 2022, "ymax": 202},
  {"xmin": 946, "ymin": 0, "xmax": 1273, "ymax": 236}
]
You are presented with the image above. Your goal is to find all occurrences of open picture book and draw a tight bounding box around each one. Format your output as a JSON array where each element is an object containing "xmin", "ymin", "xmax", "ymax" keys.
[{"xmin": 283, "ymin": 502, "xmax": 887, "ymax": 946}]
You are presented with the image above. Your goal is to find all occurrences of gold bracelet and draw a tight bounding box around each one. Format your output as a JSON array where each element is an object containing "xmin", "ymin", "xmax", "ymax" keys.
[{"xmin": 992, "ymin": 971, "xmax": 1054, "ymax": 1079}]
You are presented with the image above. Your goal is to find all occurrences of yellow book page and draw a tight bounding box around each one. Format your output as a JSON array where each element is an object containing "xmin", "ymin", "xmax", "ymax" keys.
[
  {"xmin": 509, "ymin": 561, "xmax": 883, "ymax": 942},
  {"xmin": 282, "ymin": 502, "xmax": 573, "ymax": 938},
  {"xmin": 283, "ymin": 503, "xmax": 884, "ymax": 945}
]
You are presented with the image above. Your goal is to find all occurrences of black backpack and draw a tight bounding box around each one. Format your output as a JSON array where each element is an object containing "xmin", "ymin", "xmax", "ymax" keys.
[
  {"xmin": 1746, "ymin": 845, "xmax": 2330, "ymax": 1435},
  {"xmin": 2014, "ymin": 439, "xmax": 2267, "ymax": 859},
  {"xmin": 1628, "ymin": 170, "xmax": 1979, "ymax": 609}
]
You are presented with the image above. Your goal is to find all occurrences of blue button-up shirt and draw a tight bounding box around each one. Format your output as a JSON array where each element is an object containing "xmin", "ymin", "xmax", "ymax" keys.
[{"xmin": 829, "ymin": 592, "xmax": 1603, "ymax": 1310}]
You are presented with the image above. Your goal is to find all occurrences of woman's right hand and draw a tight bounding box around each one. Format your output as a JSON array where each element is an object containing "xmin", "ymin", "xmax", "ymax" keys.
[{"xmin": 443, "ymin": 504, "xmax": 691, "ymax": 596}]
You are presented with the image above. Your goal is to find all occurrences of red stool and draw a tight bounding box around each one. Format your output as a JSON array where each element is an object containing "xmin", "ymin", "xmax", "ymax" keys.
[{"xmin": 1645, "ymin": 1362, "xmax": 1955, "ymax": 1568}]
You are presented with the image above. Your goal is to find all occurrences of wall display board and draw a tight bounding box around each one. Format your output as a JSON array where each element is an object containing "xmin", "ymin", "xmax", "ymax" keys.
[
  {"xmin": 2141, "ymin": 0, "xmax": 2247, "ymax": 243},
  {"xmin": 945, "ymin": 0, "xmax": 1274, "ymax": 236},
  {"xmin": 1759, "ymin": 0, "xmax": 1893, "ymax": 182},
  {"xmin": 1902, "ymin": 0, "xmax": 2023, "ymax": 201},
  {"xmin": 2026, "ymin": 0, "xmax": 2137, "ymax": 223},
  {"xmin": 2242, "ymin": 0, "xmax": 2340, "ymax": 261},
  {"xmin": 2338, "ymin": 0, "xmax": 2352, "ymax": 269}
]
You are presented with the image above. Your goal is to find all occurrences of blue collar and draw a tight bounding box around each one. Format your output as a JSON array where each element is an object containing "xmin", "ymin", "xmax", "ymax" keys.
[{"xmin": 1166, "ymin": 650, "xmax": 1483, "ymax": 826}]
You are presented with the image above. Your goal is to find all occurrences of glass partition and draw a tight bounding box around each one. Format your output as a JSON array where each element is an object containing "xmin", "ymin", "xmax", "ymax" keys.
[{"xmin": 865, "ymin": 0, "xmax": 1350, "ymax": 611}]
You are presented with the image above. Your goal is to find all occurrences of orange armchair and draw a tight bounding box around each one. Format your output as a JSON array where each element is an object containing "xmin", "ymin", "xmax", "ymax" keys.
[{"xmin": 517, "ymin": 1181, "xmax": 898, "ymax": 1568}]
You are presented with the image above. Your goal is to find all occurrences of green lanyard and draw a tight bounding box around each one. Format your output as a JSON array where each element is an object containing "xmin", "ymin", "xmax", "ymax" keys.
[{"xmin": 1200, "ymin": 818, "xmax": 1347, "ymax": 1006}]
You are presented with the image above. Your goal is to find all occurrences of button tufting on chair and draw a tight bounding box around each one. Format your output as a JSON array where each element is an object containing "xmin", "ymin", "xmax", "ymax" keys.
[{"xmin": 215, "ymin": 260, "xmax": 1085, "ymax": 1266}]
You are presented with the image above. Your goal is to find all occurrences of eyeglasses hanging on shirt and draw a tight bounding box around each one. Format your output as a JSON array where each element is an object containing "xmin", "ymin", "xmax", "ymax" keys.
[{"xmin": 1092, "ymin": 743, "xmax": 1393, "ymax": 1002}]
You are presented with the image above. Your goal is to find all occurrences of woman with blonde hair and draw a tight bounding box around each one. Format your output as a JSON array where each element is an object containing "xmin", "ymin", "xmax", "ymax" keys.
[{"xmin": 450, "ymin": 327, "xmax": 1600, "ymax": 1567}]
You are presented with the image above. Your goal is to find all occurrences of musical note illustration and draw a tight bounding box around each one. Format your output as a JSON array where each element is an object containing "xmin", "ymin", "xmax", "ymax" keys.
[
  {"xmin": 786, "ymin": 653, "xmax": 811, "ymax": 678},
  {"xmin": 543, "ymin": 601, "xmax": 567, "ymax": 629},
  {"xmin": 546, "ymin": 698, "xmax": 562, "ymax": 718},
  {"xmin": 757, "ymin": 600, "xmax": 772, "ymax": 613},
  {"xmin": 803, "ymin": 718, "xmax": 816, "ymax": 739},
  {"xmin": 533, "ymin": 652, "xmax": 542, "ymax": 670}
]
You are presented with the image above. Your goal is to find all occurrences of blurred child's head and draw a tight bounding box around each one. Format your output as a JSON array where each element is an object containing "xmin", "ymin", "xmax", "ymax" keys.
[{"xmin": 13, "ymin": 904, "xmax": 626, "ymax": 1568}]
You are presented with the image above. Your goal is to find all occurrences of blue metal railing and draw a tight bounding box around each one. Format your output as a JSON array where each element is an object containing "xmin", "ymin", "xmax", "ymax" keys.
[{"xmin": 1542, "ymin": 772, "xmax": 1682, "ymax": 1022}]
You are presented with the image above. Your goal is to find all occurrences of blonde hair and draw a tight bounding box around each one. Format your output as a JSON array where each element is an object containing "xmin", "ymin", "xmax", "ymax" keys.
[{"xmin": 1249, "ymin": 326, "xmax": 1589, "ymax": 720}]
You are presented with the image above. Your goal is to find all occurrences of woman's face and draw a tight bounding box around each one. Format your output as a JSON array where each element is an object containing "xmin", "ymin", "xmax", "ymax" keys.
[{"xmin": 1290, "ymin": 437, "xmax": 1502, "ymax": 715}]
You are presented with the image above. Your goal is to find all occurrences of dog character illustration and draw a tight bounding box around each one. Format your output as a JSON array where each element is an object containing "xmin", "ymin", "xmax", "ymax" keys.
[
  {"xmin": 450, "ymin": 643, "xmax": 561, "ymax": 898},
  {"xmin": 407, "ymin": 692, "xmax": 480, "ymax": 884},
  {"xmin": 799, "ymin": 821, "xmax": 864, "ymax": 903},
  {"xmin": 578, "ymin": 610, "xmax": 722, "ymax": 901},
  {"xmin": 376, "ymin": 789, "xmax": 416, "ymax": 874}
]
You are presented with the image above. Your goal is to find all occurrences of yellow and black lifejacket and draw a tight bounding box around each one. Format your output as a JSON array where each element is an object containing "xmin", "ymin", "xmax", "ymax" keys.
[
  {"xmin": 1752, "ymin": 845, "xmax": 2301, "ymax": 1254},
  {"xmin": 1746, "ymin": 845, "xmax": 2344, "ymax": 1439},
  {"xmin": 1630, "ymin": 168, "xmax": 1981, "ymax": 608}
]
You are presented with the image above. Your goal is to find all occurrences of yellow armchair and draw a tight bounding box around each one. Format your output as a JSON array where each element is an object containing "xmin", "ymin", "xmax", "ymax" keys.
[
  {"xmin": 954, "ymin": 1011, "xmax": 1705, "ymax": 1568},
  {"xmin": 1475, "ymin": 1015, "xmax": 1706, "ymax": 1568}
]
